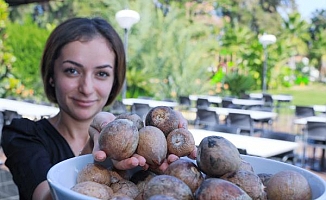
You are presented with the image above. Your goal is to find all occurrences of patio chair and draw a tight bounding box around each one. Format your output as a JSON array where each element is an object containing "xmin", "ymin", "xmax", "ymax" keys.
[
  {"xmin": 196, "ymin": 98, "xmax": 210, "ymax": 109},
  {"xmin": 302, "ymin": 121, "xmax": 326, "ymax": 171},
  {"xmin": 226, "ymin": 113, "xmax": 260, "ymax": 136},
  {"xmin": 194, "ymin": 109, "xmax": 219, "ymax": 129},
  {"xmin": 295, "ymin": 105, "xmax": 315, "ymax": 118},
  {"xmin": 131, "ymin": 103, "xmax": 150, "ymax": 120},
  {"xmin": 109, "ymin": 100, "xmax": 127, "ymax": 115},
  {"xmin": 178, "ymin": 96, "xmax": 191, "ymax": 109}
]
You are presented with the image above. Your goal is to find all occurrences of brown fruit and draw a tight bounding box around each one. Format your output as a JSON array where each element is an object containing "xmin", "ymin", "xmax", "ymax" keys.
[
  {"xmin": 145, "ymin": 106, "xmax": 179, "ymax": 136},
  {"xmin": 143, "ymin": 175, "xmax": 194, "ymax": 200},
  {"xmin": 164, "ymin": 158, "xmax": 204, "ymax": 193},
  {"xmin": 136, "ymin": 126, "xmax": 167, "ymax": 166},
  {"xmin": 221, "ymin": 170, "xmax": 267, "ymax": 200},
  {"xmin": 110, "ymin": 179, "xmax": 140, "ymax": 199},
  {"xmin": 76, "ymin": 163, "xmax": 111, "ymax": 185},
  {"xmin": 166, "ymin": 128, "xmax": 195, "ymax": 157},
  {"xmin": 71, "ymin": 181, "xmax": 113, "ymax": 199},
  {"xmin": 266, "ymin": 170, "xmax": 312, "ymax": 200},
  {"xmin": 99, "ymin": 119, "xmax": 139, "ymax": 161},
  {"xmin": 194, "ymin": 178, "xmax": 251, "ymax": 200},
  {"xmin": 116, "ymin": 113, "xmax": 144, "ymax": 130},
  {"xmin": 196, "ymin": 136, "xmax": 242, "ymax": 177},
  {"xmin": 239, "ymin": 159, "xmax": 254, "ymax": 172}
]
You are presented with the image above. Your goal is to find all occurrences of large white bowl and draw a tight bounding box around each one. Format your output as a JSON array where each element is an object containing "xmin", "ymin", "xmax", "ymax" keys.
[{"xmin": 47, "ymin": 154, "xmax": 326, "ymax": 200}]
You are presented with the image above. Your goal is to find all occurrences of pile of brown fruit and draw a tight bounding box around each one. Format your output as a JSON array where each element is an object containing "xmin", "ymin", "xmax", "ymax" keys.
[{"xmin": 71, "ymin": 106, "xmax": 312, "ymax": 200}]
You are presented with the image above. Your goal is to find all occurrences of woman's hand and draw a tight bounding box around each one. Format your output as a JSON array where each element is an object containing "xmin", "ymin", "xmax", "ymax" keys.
[
  {"xmin": 83, "ymin": 109, "xmax": 197, "ymax": 172},
  {"xmin": 84, "ymin": 112, "xmax": 149, "ymax": 170}
]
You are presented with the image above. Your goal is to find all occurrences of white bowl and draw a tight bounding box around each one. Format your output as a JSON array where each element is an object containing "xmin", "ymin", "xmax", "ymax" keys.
[{"xmin": 47, "ymin": 154, "xmax": 326, "ymax": 200}]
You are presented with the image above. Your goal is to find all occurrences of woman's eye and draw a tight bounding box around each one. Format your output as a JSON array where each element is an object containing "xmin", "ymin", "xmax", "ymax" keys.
[
  {"xmin": 98, "ymin": 71, "xmax": 110, "ymax": 77},
  {"xmin": 64, "ymin": 68, "xmax": 78, "ymax": 75}
]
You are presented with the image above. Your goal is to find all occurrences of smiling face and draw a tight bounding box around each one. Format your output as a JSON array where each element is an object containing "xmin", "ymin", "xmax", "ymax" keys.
[{"xmin": 51, "ymin": 37, "xmax": 115, "ymax": 121}]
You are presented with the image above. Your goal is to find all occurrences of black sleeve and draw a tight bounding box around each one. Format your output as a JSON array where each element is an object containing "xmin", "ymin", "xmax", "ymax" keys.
[{"xmin": 1, "ymin": 119, "xmax": 59, "ymax": 200}]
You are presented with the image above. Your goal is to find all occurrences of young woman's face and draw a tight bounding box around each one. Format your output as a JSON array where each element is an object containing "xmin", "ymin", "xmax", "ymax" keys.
[{"xmin": 52, "ymin": 37, "xmax": 115, "ymax": 121}]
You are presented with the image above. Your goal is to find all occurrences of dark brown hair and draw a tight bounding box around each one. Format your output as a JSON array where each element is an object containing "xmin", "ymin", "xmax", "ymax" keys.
[{"xmin": 41, "ymin": 17, "xmax": 126, "ymax": 106}]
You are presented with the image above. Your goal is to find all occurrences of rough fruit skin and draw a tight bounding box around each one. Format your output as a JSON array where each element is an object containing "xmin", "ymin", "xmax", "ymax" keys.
[
  {"xmin": 116, "ymin": 113, "xmax": 144, "ymax": 130},
  {"xmin": 76, "ymin": 163, "xmax": 111, "ymax": 185},
  {"xmin": 136, "ymin": 126, "xmax": 167, "ymax": 166},
  {"xmin": 99, "ymin": 119, "xmax": 139, "ymax": 161},
  {"xmin": 71, "ymin": 181, "xmax": 113, "ymax": 199},
  {"xmin": 164, "ymin": 158, "xmax": 204, "ymax": 193},
  {"xmin": 221, "ymin": 170, "xmax": 267, "ymax": 200},
  {"xmin": 266, "ymin": 170, "xmax": 312, "ymax": 200},
  {"xmin": 196, "ymin": 136, "xmax": 242, "ymax": 177},
  {"xmin": 167, "ymin": 128, "xmax": 195, "ymax": 157},
  {"xmin": 145, "ymin": 106, "xmax": 179, "ymax": 136},
  {"xmin": 195, "ymin": 178, "xmax": 252, "ymax": 200},
  {"xmin": 143, "ymin": 175, "xmax": 194, "ymax": 200}
]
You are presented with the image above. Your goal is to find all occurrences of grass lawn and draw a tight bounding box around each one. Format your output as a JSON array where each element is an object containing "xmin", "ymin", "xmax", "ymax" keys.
[{"xmin": 258, "ymin": 82, "xmax": 326, "ymax": 106}]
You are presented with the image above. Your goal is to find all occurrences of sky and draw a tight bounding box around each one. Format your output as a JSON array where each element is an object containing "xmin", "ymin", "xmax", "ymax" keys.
[{"xmin": 296, "ymin": 0, "xmax": 326, "ymax": 20}]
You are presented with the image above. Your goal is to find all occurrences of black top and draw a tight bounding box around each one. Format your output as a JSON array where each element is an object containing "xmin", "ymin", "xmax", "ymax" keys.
[{"xmin": 1, "ymin": 118, "xmax": 74, "ymax": 200}]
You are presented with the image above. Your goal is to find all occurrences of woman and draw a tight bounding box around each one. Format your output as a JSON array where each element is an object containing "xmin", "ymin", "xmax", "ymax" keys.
[{"xmin": 1, "ymin": 17, "xmax": 194, "ymax": 200}]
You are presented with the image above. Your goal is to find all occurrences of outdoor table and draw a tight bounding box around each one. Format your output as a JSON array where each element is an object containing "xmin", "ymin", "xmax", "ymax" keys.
[
  {"xmin": 0, "ymin": 98, "xmax": 59, "ymax": 120},
  {"xmin": 190, "ymin": 129, "xmax": 299, "ymax": 158},
  {"xmin": 293, "ymin": 116, "xmax": 326, "ymax": 125},
  {"xmin": 205, "ymin": 107, "xmax": 277, "ymax": 121},
  {"xmin": 313, "ymin": 105, "xmax": 326, "ymax": 113},
  {"xmin": 189, "ymin": 95, "xmax": 264, "ymax": 107},
  {"xmin": 189, "ymin": 95, "xmax": 222, "ymax": 104},
  {"xmin": 122, "ymin": 98, "xmax": 178, "ymax": 108}
]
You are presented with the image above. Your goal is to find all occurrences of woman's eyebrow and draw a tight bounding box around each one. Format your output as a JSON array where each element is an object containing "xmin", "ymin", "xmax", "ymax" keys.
[{"xmin": 62, "ymin": 60, "xmax": 113, "ymax": 69}]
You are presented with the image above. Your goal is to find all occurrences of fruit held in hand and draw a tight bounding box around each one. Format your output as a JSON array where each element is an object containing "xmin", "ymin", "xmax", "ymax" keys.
[
  {"xmin": 136, "ymin": 126, "xmax": 167, "ymax": 166},
  {"xmin": 166, "ymin": 128, "xmax": 195, "ymax": 157},
  {"xmin": 145, "ymin": 106, "xmax": 179, "ymax": 136},
  {"xmin": 99, "ymin": 119, "xmax": 139, "ymax": 161}
]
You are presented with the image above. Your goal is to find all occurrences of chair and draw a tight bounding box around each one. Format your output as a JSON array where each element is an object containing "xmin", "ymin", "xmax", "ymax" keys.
[
  {"xmin": 178, "ymin": 96, "xmax": 191, "ymax": 109},
  {"xmin": 109, "ymin": 100, "xmax": 127, "ymax": 115},
  {"xmin": 247, "ymin": 106, "xmax": 274, "ymax": 130},
  {"xmin": 206, "ymin": 124, "xmax": 241, "ymax": 134},
  {"xmin": 221, "ymin": 98, "xmax": 242, "ymax": 109},
  {"xmin": 260, "ymin": 130, "xmax": 297, "ymax": 164},
  {"xmin": 302, "ymin": 121, "xmax": 326, "ymax": 170},
  {"xmin": 226, "ymin": 113, "xmax": 259, "ymax": 135},
  {"xmin": 131, "ymin": 103, "xmax": 150, "ymax": 120},
  {"xmin": 262, "ymin": 93, "xmax": 274, "ymax": 108},
  {"xmin": 196, "ymin": 98, "xmax": 210, "ymax": 109},
  {"xmin": 295, "ymin": 106, "xmax": 315, "ymax": 118},
  {"xmin": 194, "ymin": 109, "xmax": 219, "ymax": 129}
]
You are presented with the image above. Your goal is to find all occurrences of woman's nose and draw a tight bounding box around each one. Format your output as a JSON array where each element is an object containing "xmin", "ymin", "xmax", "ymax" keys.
[{"xmin": 78, "ymin": 75, "xmax": 94, "ymax": 95}]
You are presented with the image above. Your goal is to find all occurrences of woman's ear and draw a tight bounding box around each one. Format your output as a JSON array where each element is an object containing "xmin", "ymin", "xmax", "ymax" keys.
[{"xmin": 49, "ymin": 77, "xmax": 55, "ymax": 87}]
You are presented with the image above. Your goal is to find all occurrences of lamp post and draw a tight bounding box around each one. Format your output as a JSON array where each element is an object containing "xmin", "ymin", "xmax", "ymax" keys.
[
  {"xmin": 259, "ymin": 34, "xmax": 276, "ymax": 93},
  {"xmin": 115, "ymin": 9, "xmax": 140, "ymax": 99}
]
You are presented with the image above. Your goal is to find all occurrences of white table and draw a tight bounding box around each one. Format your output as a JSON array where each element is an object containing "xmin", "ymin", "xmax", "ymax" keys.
[
  {"xmin": 232, "ymin": 99, "xmax": 264, "ymax": 107},
  {"xmin": 189, "ymin": 95, "xmax": 264, "ymax": 107},
  {"xmin": 314, "ymin": 105, "xmax": 326, "ymax": 113},
  {"xmin": 189, "ymin": 95, "xmax": 222, "ymax": 104},
  {"xmin": 0, "ymin": 98, "xmax": 59, "ymax": 119},
  {"xmin": 293, "ymin": 116, "xmax": 326, "ymax": 125},
  {"xmin": 249, "ymin": 93, "xmax": 293, "ymax": 102},
  {"xmin": 205, "ymin": 107, "xmax": 277, "ymax": 121},
  {"xmin": 122, "ymin": 98, "xmax": 178, "ymax": 108},
  {"xmin": 189, "ymin": 129, "xmax": 299, "ymax": 158}
]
